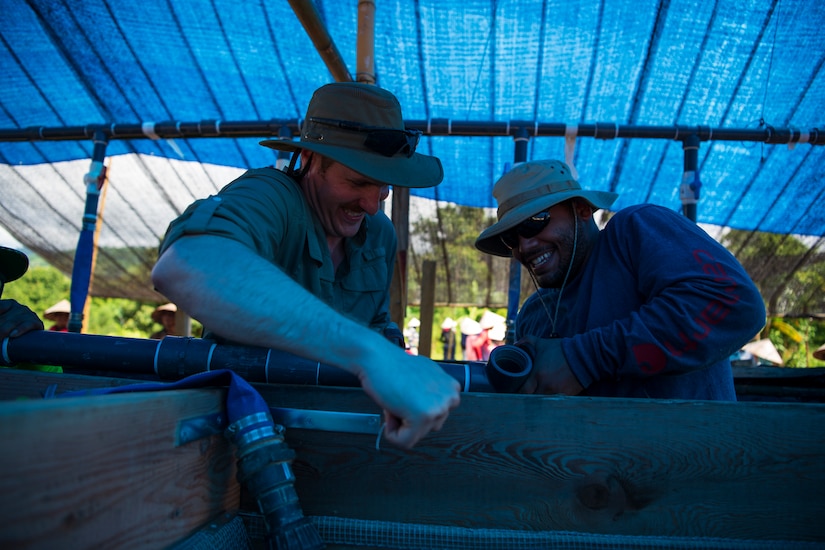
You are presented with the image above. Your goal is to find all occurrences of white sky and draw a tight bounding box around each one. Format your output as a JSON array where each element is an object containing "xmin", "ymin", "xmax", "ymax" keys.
[{"xmin": 0, "ymin": 225, "xmax": 22, "ymax": 249}]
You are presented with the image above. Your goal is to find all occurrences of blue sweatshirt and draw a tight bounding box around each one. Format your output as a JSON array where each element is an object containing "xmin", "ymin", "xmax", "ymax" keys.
[{"xmin": 516, "ymin": 204, "xmax": 766, "ymax": 400}]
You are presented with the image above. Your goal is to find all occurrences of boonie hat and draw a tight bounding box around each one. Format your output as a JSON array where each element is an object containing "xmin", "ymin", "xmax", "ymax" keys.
[
  {"xmin": 475, "ymin": 159, "xmax": 618, "ymax": 257},
  {"xmin": 260, "ymin": 82, "xmax": 443, "ymax": 188}
]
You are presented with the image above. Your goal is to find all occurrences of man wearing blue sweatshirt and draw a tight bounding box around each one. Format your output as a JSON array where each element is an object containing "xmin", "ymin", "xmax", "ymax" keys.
[{"xmin": 476, "ymin": 160, "xmax": 766, "ymax": 400}]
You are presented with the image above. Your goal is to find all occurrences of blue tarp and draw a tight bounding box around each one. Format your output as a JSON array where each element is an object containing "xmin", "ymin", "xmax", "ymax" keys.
[{"xmin": 0, "ymin": 0, "xmax": 823, "ymax": 302}]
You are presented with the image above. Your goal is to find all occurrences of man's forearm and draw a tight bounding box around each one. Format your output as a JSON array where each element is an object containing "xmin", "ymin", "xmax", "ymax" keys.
[{"xmin": 152, "ymin": 235, "xmax": 400, "ymax": 378}]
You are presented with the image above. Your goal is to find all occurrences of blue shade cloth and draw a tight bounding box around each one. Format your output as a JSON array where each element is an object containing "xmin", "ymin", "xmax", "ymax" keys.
[{"xmin": 0, "ymin": 0, "xmax": 823, "ymax": 307}]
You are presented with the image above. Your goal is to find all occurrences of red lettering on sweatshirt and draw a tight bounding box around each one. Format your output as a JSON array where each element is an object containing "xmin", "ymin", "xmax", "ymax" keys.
[
  {"xmin": 633, "ymin": 343, "xmax": 667, "ymax": 374},
  {"xmin": 658, "ymin": 249, "xmax": 741, "ymax": 362}
]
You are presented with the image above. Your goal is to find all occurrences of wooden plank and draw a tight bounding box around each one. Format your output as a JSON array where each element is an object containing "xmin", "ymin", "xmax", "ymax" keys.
[
  {"xmin": 733, "ymin": 365, "xmax": 825, "ymax": 381},
  {"xmin": 4, "ymin": 369, "xmax": 825, "ymax": 543},
  {"xmin": 0, "ymin": 370, "xmax": 239, "ymax": 549},
  {"xmin": 254, "ymin": 384, "xmax": 825, "ymax": 543},
  {"xmin": 389, "ymin": 187, "xmax": 410, "ymax": 329},
  {"xmin": 732, "ymin": 366, "xmax": 825, "ymax": 403},
  {"xmin": 419, "ymin": 259, "xmax": 436, "ymax": 357},
  {"xmin": 0, "ymin": 369, "xmax": 146, "ymax": 401}
]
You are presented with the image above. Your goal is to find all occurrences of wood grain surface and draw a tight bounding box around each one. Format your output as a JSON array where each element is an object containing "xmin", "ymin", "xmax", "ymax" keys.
[
  {"xmin": 2, "ymin": 368, "xmax": 824, "ymax": 545},
  {"xmin": 255, "ymin": 383, "xmax": 825, "ymax": 543},
  {"xmin": 0, "ymin": 371, "xmax": 238, "ymax": 549}
]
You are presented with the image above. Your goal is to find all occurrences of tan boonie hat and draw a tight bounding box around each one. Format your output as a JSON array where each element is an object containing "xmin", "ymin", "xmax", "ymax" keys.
[
  {"xmin": 152, "ymin": 302, "xmax": 177, "ymax": 323},
  {"xmin": 260, "ymin": 82, "xmax": 443, "ymax": 188},
  {"xmin": 44, "ymin": 299, "xmax": 71, "ymax": 320},
  {"xmin": 475, "ymin": 159, "xmax": 619, "ymax": 257}
]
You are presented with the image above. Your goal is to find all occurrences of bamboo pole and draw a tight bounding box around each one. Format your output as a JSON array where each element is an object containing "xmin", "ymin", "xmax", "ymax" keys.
[
  {"xmin": 353, "ymin": 0, "xmax": 410, "ymax": 332},
  {"xmin": 286, "ymin": 0, "xmax": 352, "ymax": 82},
  {"xmin": 356, "ymin": 0, "xmax": 376, "ymax": 84}
]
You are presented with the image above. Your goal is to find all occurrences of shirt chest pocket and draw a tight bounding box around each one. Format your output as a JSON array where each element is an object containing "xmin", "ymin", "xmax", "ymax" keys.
[
  {"xmin": 336, "ymin": 248, "xmax": 389, "ymax": 320},
  {"xmin": 340, "ymin": 246, "xmax": 388, "ymax": 292}
]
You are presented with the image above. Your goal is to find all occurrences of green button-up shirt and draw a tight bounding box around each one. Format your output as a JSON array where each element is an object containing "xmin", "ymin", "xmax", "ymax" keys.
[{"xmin": 159, "ymin": 167, "xmax": 398, "ymax": 342}]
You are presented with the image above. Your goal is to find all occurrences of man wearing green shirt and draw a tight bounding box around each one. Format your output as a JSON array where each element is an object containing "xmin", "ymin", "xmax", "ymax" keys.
[{"xmin": 152, "ymin": 82, "xmax": 460, "ymax": 449}]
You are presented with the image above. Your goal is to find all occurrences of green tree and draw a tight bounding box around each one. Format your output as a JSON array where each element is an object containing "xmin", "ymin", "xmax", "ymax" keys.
[
  {"xmin": 721, "ymin": 230, "xmax": 825, "ymax": 366},
  {"xmin": 2, "ymin": 262, "xmax": 203, "ymax": 338},
  {"xmin": 408, "ymin": 204, "xmax": 534, "ymax": 307},
  {"xmin": 3, "ymin": 265, "xmax": 71, "ymax": 321},
  {"xmin": 723, "ymin": 230, "xmax": 825, "ymax": 316}
]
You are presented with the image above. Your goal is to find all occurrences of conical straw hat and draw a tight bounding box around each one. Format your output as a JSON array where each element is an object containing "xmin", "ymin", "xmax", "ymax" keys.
[
  {"xmin": 742, "ymin": 338, "xmax": 783, "ymax": 366},
  {"xmin": 813, "ymin": 343, "xmax": 825, "ymax": 361},
  {"xmin": 44, "ymin": 299, "xmax": 70, "ymax": 320}
]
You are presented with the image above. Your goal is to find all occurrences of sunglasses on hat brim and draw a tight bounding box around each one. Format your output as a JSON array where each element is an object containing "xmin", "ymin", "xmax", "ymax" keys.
[
  {"xmin": 309, "ymin": 117, "xmax": 421, "ymax": 158},
  {"xmin": 499, "ymin": 210, "xmax": 553, "ymax": 250}
]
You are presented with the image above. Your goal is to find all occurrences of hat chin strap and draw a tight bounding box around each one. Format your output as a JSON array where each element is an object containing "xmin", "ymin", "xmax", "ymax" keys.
[
  {"xmin": 530, "ymin": 202, "xmax": 579, "ymax": 339},
  {"xmin": 285, "ymin": 150, "xmax": 301, "ymax": 174},
  {"xmin": 285, "ymin": 149, "xmax": 313, "ymax": 179}
]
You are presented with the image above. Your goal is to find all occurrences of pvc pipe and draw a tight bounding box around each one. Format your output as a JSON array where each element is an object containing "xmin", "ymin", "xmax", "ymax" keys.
[
  {"xmin": 0, "ymin": 331, "xmax": 536, "ymax": 394},
  {"xmin": 2, "ymin": 121, "xmax": 821, "ymax": 145}
]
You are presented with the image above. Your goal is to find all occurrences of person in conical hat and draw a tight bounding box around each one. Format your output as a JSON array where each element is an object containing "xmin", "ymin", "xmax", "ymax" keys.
[
  {"xmin": 441, "ymin": 317, "xmax": 457, "ymax": 330},
  {"xmin": 44, "ymin": 299, "xmax": 70, "ymax": 332},
  {"xmin": 152, "ymin": 82, "xmax": 459, "ymax": 449},
  {"xmin": 404, "ymin": 317, "xmax": 421, "ymax": 355},
  {"xmin": 813, "ymin": 342, "xmax": 825, "ymax": 362},
  {"xmin": 150, "ymin": 303, "xmax": 177, "ymax": 340},
  {"xmin": 461, "ymin": 317, "xmax": 491, "ymax": 362},
  {"xmin": 459, "ymin": 317, "xmax": 482, "ymax": 336},
  {"xmin": 475, "ymin": 159, "xmax": 766, "ymax": 400},
  {"xmin": 479, "ymin": 310, "xmax": 505, "ymax": 330},
  {"xmin": 488, "ymin": 322, "xmax": 506, "ymax": 344},
  {"xmin": 741, "ymin": 338, "xmax": 783, "ymax": 366},
  {"xmin": 440, "ymin": 317, "xmax": 458, "ymax": 361}
]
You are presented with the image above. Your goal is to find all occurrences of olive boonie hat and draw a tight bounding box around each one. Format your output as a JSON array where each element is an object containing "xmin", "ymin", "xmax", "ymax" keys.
[
  {"xmin": 475, "ymin": 159, "xmax": 618, "ymax": 257},
  {"xmin": 260, "ymin": 82, "xmax": 443, "ymax": 188}
]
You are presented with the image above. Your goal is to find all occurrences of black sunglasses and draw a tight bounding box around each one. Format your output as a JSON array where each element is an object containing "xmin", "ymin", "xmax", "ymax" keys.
[
  {"xmin": 309, "ymin": 116, "xmax": 421, "ymax": 158},
  {"xmin": 499, "ymin": 210, "xmax": 553, "ymax": 250}
]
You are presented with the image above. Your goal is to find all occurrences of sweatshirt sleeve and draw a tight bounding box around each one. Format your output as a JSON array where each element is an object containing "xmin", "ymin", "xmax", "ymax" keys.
[{"xmin": 563, "ymin": 205, "xmax": 766, "ymax": 387}]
